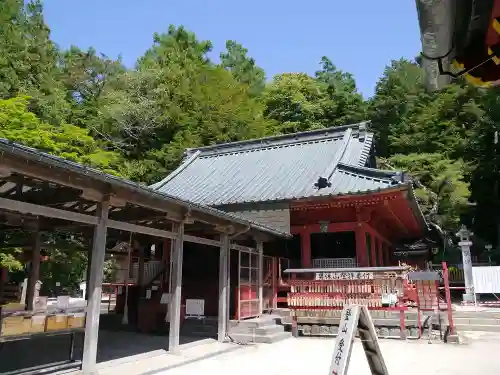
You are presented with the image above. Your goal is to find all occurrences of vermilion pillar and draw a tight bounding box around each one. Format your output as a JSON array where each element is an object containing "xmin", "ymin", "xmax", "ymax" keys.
[
  {"xmin": 300, "ymin": 231, "xmax": 312, "ymax": 268},
  {"xmin": 370, "ymin": 234, "xmax": 377, "ymax": 267},
  {"xmin": 377, "ymin": 238, "xmax": 384, "ymax": 266},
  {"xmin": 355, "ymin": 224, "xmax": 368, "ymax": 267}
]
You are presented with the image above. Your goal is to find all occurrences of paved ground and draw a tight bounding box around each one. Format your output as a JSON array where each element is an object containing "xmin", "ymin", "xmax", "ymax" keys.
[
  {"xmin": 92, "ymin": 332, "xmax": 500, "ymax": 375},
  {"xmin": 0, "ymin": 313, "xmax": 212, "ymax": 373}
]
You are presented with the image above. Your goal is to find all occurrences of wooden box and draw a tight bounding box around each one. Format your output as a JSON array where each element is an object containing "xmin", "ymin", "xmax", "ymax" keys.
[
  {"xmin": 29, "ymin": 315, "xmax": 46, "ymax": 333},
  {"xmin": 67, "ymin": 313, "xmax": 85, "ymax": 328},
  {"xmin": 45, "ymin": 314, "xmax": 68, "ymax": 331},
  {"xmin": 1, "ymin": 316, "xmax": 30, "ymax": 336}
]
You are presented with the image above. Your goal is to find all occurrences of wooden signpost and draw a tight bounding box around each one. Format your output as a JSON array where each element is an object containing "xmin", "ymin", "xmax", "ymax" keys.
[{"xmin": 329, "ymin": 305, "xmax": 389, "ymax": 375}]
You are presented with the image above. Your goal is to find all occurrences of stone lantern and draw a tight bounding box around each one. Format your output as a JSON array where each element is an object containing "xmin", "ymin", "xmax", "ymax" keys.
[{"xmin": 456, "ymin": 225, "xmax": 474, "ymax": 302}]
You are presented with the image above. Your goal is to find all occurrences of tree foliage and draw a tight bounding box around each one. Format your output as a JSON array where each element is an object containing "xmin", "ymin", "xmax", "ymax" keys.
[{"xmin": 1, "ymin": 0, "xmax": 500, "ymax": 270}]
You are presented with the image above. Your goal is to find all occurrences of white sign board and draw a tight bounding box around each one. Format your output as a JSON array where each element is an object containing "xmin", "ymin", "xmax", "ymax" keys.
[
  {"xmin": 185, "ymin": 299, "xmax": 205, "ymax": 317},
  {"xmin": 329, "ymin": 305, "xmax": 389, "ymax": 375},
  {"xmin": 472, "ymin": 266, "xmax": 500, "ymax": 293},
  {"xmin": 316, "ymin": 272, "xmax": 374, "ymax": 281}
]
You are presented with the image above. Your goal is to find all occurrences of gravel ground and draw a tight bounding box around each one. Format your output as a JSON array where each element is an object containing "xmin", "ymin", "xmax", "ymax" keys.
[{"xmin": 94, "ymin": 331, "xmax": 500, "ymax": 375}]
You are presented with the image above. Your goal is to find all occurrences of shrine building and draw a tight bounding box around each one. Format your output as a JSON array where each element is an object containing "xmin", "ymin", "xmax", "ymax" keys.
[{"xmin": 152, "ymin": 122, "xmax": 428, "ymax": 269}]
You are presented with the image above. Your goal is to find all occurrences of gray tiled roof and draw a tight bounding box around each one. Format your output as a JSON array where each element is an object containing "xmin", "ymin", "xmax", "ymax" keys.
[{"xmin": 152, "ymin": 122, "xmax": 406, "ymax": 206}]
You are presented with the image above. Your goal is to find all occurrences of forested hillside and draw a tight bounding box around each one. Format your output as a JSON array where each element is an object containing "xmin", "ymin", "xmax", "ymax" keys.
[{"xmin": 2, "ymin": 0, "xmax": 500, "ymax": 273}]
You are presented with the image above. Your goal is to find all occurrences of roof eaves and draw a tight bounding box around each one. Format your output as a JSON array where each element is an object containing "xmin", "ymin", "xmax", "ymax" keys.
[
  {"xmin": 0, "ymin": 140, "xmax": 290, "ymax": 238},
  {"xmin": 406, "ymin": 181, "xmax": 429, "ymax": 231},
  {"xmin": 213, "ymin": 184, "xmax": 410, "ymax": 207},
  {"xmin": 150, "ymin": 150, "xmax": 201, "ymax": 191}
]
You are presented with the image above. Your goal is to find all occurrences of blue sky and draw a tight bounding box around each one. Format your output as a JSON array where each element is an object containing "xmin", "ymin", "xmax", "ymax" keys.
[{"xmin": 43, "ymin": 0, "xmax": 422, "ymax": 98}]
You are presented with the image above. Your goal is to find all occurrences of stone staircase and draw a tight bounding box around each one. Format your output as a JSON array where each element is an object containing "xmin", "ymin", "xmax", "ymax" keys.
[
  {"xmin": 452, "ymin": 310, "xmax": 500, "ymax": 332},
  {"xmin": 228, "ymin": 315, "xmax": 292, "ymax": 344}
]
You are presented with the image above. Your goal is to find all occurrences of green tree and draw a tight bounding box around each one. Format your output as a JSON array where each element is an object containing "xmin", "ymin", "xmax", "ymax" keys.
[
  {"xmin": 262, "ymin": 72, "xmax": 331, "ymax": 134},
  {"xmin": 0, "ymin": 0, "xmax": 70, "ymax": 124},
  {"xmin": 387, "ymin": 153, "xmax": 470, "ymax": 229},
  {"xmin": 315, "ymin": 56, "xmax": 366, "ymax": 125},
  {"xmin": 0, "ymin": 96, "xmax": 124, "ymax": 175},
  {"xmin": 220, "ymin": 40, "xmax": 266, "ymax": 96},
  {"xmin": 97, "ymin": 26, "xmax": 269, "ymax": 183},
  {"xmin": 468, "ymin": 87, "xmax": 500, "ymax": 248},
  {"xmin": 59, "ymin": 46, "xmax": 125, "ymax": 129},
  {"xmin": 368, "ymin": 59, "xmax": 426, "ymax": 157}
]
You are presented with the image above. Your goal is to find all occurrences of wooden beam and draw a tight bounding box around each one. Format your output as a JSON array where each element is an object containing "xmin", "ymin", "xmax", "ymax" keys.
[
  {"xmin": 0, "ymin": 197, "xmax": 98, "ymax": 225},
  {"xmin": 355, "ymin": 207, "xmax": 373, "ymax": 223},
  {"xmin": 184, "ymin": 234, "xmax": 221, "ymax": 247},
  {"xmin": 0, "ymin": 155, "xmax": 107, "ymax": 193},
  {"xmin": 231, "ymin": 243, "xmax": 255, "ymax": 252},
  {"xmin": 364, "ymin": 221, "xmax": 391, "ymax": 245},
  {"xmin": 107, "ymin": 219, "xmax": 177, "ymax": 240},
  {"xmin": 291, "ymin": 222, "xmax": 357, "ymax": 235},
  {"xmin": 0, "ymin": 155, "xmax": 259, "ymax": 238},
  {"xmin": 383, "ymin": 200, "xmax": 408, "ymax": 234},
  {"xmin": 21, "ymin": 187, "xmax": 82, "ymax": 206}
]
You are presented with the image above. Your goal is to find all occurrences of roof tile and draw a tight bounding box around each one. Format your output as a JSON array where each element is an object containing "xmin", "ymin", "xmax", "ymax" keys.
[{"xmin": 152, "ymin": 122, "xmax": 404, "ymax": 206}]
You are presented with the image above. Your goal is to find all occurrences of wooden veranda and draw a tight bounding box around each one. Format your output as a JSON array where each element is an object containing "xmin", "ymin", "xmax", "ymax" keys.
[{"xmin": 0, "ymin": 140, "xmax": 288, "ymax": 374}]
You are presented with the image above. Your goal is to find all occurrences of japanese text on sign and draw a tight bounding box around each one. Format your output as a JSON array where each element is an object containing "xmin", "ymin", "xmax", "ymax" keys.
[
  {"xmin": 315, "ymin": 272, "xmax": 374, "ymax": 281},
  {"xmin": 330, "ymin": 306, "xmax": 356, "ymax": 375},
  {"xmin": 334, "ymin": 308, "xmax": 351, "ymax": 366}
]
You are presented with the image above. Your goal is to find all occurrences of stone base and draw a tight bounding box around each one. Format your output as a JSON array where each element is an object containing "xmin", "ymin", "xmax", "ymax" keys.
[
  {"xmin": 446, "ymin": 334, "xmax": 461, "ymax": 344},
  {"xmin": 462, "ymin": 293, "xmax": 475, "ymax": 303}
]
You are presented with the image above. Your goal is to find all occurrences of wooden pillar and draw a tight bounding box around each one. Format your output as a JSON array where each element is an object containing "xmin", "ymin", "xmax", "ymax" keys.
[
  {"xmin": 218, "ymin": 233, "xmax": 229, "ymax": 342},
  {"xmin": 162, "ymin": 236, "xmax": 171, "ymax": 288},
  {"xmin": 370, "ymin": 233, "xmax": 377, "ymax": 267},
  {"xmin": 169, "ymin": 221, "xmax": 184, "ymax": 352},
  {"xmin": 82, "ymin": 199, "xmax": 109, "ymax": 374},
  {"xmin": 377, "ymin": 238, "xmax": 384, "ymax": 266},
  {"xmin": 300, "ymin": 231, "xmax": 312, "ymax": 268},
  {"xmin": 257, "ymin": 241, "xmax": 264, "ymax": 315},
  {"xmin": 355, "ymin": 224, "xmax": 367, "ymax": 267},
  {"xmin": 25, "ymin": 228, "xmax": 41, "ymax": 310},
  {"xmin": 137, "ymin": 246, "xmax": 145, "ymax": 287},
  {"xmin": 382, "ymin": 243, "xmax": 388, "ymax": 266},
  {"xmin": 272, "ymin": 257, "xmax": 278, "ymax": 309},
  {"xmin": 85, "ymin": 249, "xmax": 92, "ymax": 300}
]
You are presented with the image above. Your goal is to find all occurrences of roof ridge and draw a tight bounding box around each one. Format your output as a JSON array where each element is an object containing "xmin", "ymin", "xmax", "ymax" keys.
[
  {"xmin": 323, "ymin": 128, "xmax": 353, "ymax": 181},
  {"xmin": 185, "ymin": 121, "xmax": 371, "ymax": 157},
  {"xmin": 336, "ymin": 162, "xmax": 405, "ymax": 180}
]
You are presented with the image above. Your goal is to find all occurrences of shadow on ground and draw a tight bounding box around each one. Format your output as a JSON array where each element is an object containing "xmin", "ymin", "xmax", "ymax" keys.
[{"xmin": 0, "ymin": 314, "xmax": 215, "ymax": 373}]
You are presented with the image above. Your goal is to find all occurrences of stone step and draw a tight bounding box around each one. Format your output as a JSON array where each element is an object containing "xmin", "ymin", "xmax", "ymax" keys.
[
  {"xmin": 229, "ymin": 324, "xmax": 285, "ymax": 335},
  {"xmin": 255, "ymin": 324, "xmax": 285, "ymax": 335},
  {"xmin": 292, "ymin": 316, "xmax": 443, "ymax": 327},
  {"xmin": 454, "ymin": 324, "xmax": 500, "ymax": 332},
  {"xmin": 228, "ymin": 331, "xmax": 292, "ymax": 344},
  {"xmin": 452, "ymin": 311, "xmax": 500, "ymax": 319},
  {"xmin": 229, "ymin": 315, "xmax": 280, "ymax": 329},
  {"xmin": 453, "ymin": 317, "xmax": 500, "ymax": 325}
]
